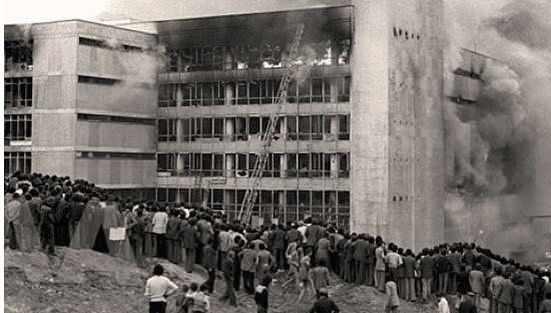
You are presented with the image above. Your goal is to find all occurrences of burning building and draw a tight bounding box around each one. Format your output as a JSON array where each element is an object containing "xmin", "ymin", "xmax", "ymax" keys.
[{"xmin": 4, "ymin": 0, "xmax": 549, "ymax": 254}]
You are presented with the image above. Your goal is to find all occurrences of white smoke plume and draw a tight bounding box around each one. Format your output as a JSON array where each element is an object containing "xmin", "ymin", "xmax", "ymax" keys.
[{"xmin": 444, "ymin": 0, "xmax": 551, "ymax": 261}]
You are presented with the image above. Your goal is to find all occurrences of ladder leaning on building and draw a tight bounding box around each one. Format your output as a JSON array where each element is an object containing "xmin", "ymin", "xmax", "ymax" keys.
[{"xmin": 237, "ymin": 24, "xmax": 305, "ymax": 225}]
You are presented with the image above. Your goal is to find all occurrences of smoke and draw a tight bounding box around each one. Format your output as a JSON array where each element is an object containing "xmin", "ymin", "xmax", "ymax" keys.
[{"xmin": 444, "ymin": 0, "xmax": 551, "ymax": 261}]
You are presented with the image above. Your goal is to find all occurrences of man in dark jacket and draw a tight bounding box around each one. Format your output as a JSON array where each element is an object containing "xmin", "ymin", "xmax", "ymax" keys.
[
  {"xmin": 310, "ymin": 288, "xmax": 340, "ymax": 313},
  {"xmin": 403, "ymin": 249, "xmax": 417, "ymax": 302},
  {"xmin": 448, "ymin": 246, "xmax": 462, "ymax": 294},
  {"xmin": 220, "ymin": 250, "xmax": 237, "ymax": 306},
  {"xmin": 353, "ymin": 234, "xmax": 369, "ymax": 285},
  {"xmin": 459, "ymin": 292, "xmax": 479, "ymax": 313},
  {"xmin": 166, "ymin": 211, "xmax": 181, "ymax": 264},
  {"xmin": 180, "ymin": 219, "xmax": 196, "ymax": 273},
  {"xmin": 436, "ymin": 248, "xmax": 451, "ymax": 294},
  {"xmin": 40, "ymin": 197, "xmax": 57, "ymax": 255},
  {"xmin": 420, "ymin": 249, "xmax": 434, "ymax": 302},
  {"xmin": 271, "ymin": 224, "xmax": 287, "ymax": 271},
  {"xmin": 498, "ymin": 272, "xmax": 514, "ymax": 313}
]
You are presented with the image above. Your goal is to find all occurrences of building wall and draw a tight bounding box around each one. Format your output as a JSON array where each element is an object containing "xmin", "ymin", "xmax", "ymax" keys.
[{"xmin": 350, "ymin": 0, "xmax": 445, "ymax": 250}]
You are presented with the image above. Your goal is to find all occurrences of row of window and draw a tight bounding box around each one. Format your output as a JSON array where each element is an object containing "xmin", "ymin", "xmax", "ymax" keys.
[
  {"xmin": 4, "ymin": 40, "xmax": 33, "ymax": 71},
  {"xmin": 77, "ymin": 113, "xmax": 156, "ymax": 126},
  {"xmin": 5, "ymin": 152, "xmax": 32, "ymax": 176},
  {"xmin": 5, "ymin": 78, "xmax": 32, "ymax": 108},
  {"xmin": 165, "ymin": 40, "xmax": 351, "ymax": 72},
  {"xmin": 156, "ymin": 188, "xmax": 350, "ymax": 228},
  {"xmin": 78, "ymin": 37, "xmax": 144, "ymax": 52},
  {"xmin": 158, "ymin": 77, "xmax": 350, "ymax": 107},
  {"xmin": 158, "ymin": 114, "xmax": 350, "ymax": 142},
  {"xmin": 4, "ymin": 114, "xmax": 32, "ymax": 141},
  {"xmin": 76, "ymin": 151, "xmax": 156, "ymax": 160},
  {"xmin": 157, "ymin": 152, "xmax": 350, "ymax": 178}
]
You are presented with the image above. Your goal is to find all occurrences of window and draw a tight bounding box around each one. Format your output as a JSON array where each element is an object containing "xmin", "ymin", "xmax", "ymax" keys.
[
  {"xmin": 338, "ymin": 115, "xmax": 350, "ymax": 140},
  {"xmin": 4, "ymin": 114, "xmax": 32, "ymax": 141},
  {"xmin": 338, "ymin": 153, "xmax": 350, "ymax": 177},
  {"xmin": 78, "ymin": 75, "xmax": 118, "ymax": 85},
  {"xmin": 4, "ymin": 40, "xmax": 33, "ymax": 71},
  {"xmin": 158, "ymin": 84, "xmax": 177, "ymax": 107},
  {"xmin": 158, "ymin": 119, "xmax": 177, "ymax": 142},
  {"xmin": 214, "ymin": 118, "xmax": 224, "ymax": 139},
  {"xmin": 4, "ymin": 78, "xmax": 32, "ymax": 108},
  {"xmin": 287, "ymin": 116, "xmax": 297, "ymax": 140},
  {"xmin": 337, "ymin": 76, "xmax": 351, "ymax": 102},
  {"xmin": 157, "ymin": 153, "xmax": 176, "ymax": 172},
  {"xmin": 4, "ymin": 152, "xmax": 32, "ymax": 176}
]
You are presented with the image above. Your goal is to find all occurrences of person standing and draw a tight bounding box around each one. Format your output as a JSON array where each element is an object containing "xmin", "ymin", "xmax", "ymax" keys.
[
  {"xmin": 420, "ymin": 249, "xmax": 435, "ymax": 303},
  {"xmin": 255, "ymin": 275, "xmax": 272, "ymax": 313},
  {"xmin": 498, "ymin": 272, "xmax": 514, "ymax": 313},
  {"xmin": 166, "ymin": 210, "xmax": 182, "ymax": 263},
  {"xmin": 385, "ymin": 277, "xmax": 400, "ymax": 313},
  {"xmin": 317, "ymin": 234, "xmax": 332, "ymax": 274},
  {"xmin": 152, "ymin": 207, "xmax": 169, "ymax": 258},
  {"xmin": 438, "ymin": 293, "xmax": 451, "ymax": 313},
  {"xmin": 220, "ymin": 250, "xmax": 237, "ymax": 306},
  {"xmin": 436, "ymin": 248, "xmax": 451, "ymax": 295},
  {"xmin": 489, "ymin": 267, "xmax": 505, "ymax": 313},
  {"xmin": 375, "ymin": 238, "xmax": 387, "ymax": 292},
  {"xmin": 39, "ymin": 196, "xmax": 57, "ymax": 255},
  {"xmin": 271, "ymin": 224, "xmax": 287, "ymax": 272},
  {"xmin": 190, "ymin": 284, "xmax": 210, "ymax": 313},
  {"xmin": 144, "ymin": 264, "xmax": 179, "ymax": 313},
  {"xmin": 202, "ymin": 239, "xmax": 217, "ymax": 294},
  {"xmin": 458, "ymin": 292, "xmax": 478, "ymax": 313},
  {"xmin": 309, "ymin": 288, "xmax": 340, "ymax": 313},
  {"xmin": 470, "ymin": 264, "xmax": 486, "ymax": 308},
  {"xmin": 309, "ymin": 260, "xmax": 331, "ymax": 299},
  {"xmin": 353, "ymin": 234, "xmax": 368, "ymax": 285},
  {"xmin": 5, "ymin": 191, "xmax": 22, "ymax": 250},
  {"xmin": 180, "ymin": 219, "xmax": 197, "ymax": 273},
  {"xmin": 128, "ymin": 209, "xmax": 146, "ymax": 267},
  {"xmin": 403, "ymin": 249, "xmax": 417, "ymax": 302},
  {"xmin": 240, "ymin": 242, "xmax": 259, "ymax": 294}
]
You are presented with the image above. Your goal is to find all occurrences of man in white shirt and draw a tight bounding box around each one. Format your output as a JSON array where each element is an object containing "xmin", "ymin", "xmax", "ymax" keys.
[
  {"xmin": 152, "ymin": 207, "xmax": 169, "ymax": 258},
  {"xmin": 437, "ymin": 293, "xmax": 450, "ymax": 313},
  {"xmin": 144, "ymin": 264, "xmax": 178, "ymax": 313}
]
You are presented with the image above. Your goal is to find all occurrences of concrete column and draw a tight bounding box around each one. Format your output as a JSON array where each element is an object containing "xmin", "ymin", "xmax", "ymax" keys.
[
  {"xmin": 330, "ymin": 153, "xmax": 339, "ymax": 178},
  {"xmin": 330, "ymin": 115, "xmax": 339, "ymax": 136},
  {"xmin": 176, "ymin": 153, "xmax": 184, "ymax": 175},
  {"xmin": 278, "ymin": 191, "xmax": 285, "ymax": 222},
  {"xmin": 280, "ymin": 154, "xmax": 288, "ymax": 178},
  {"xmin": 280, "ymin": 117, "xmax": 287, "ymax": 139},
  {"xmin": 224, "ymin": 48, "xmax": 234, "ymax": 105},
  {"xmin": 176, "ymin": 84, "xmax": 183, "ymax": 106},
  {"xmin": 225, "ymin": 118, "xmax": 234, "ymax": 142},
  {"xmin": 176, "ymin": 119, "xmax": 183, "ymax": 142},
  {"xmin": 226, "ymin": 154, "xmax": 235, "ymax": 177},
  {"xmin": 330, "ymin": 78, "xmax": 339, "ymax": 103}
]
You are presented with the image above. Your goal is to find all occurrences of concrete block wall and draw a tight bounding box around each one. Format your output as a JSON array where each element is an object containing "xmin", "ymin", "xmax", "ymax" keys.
[{"xmin": 350, "ymin": 0, "xmax": 445, "ymax": 250}]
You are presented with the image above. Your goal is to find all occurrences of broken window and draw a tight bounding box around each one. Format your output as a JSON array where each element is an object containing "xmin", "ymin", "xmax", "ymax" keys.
[
  {"xmin": 338, "ymin": 153, "xmax": 350, "ymax": 177},
  {"xmin": 4, "ymin": 114, "xmax": 32, "ymax": 141},
  {"xmin": 287, "ymin": 116, "xmax": 297, "ymax": 140},
  {"xmin": 287, "ymin": 80, "xmax": 298, "ymax": 103},
  {"xmin": 298, "ymin": 153, "xmax": 310, "ymax": 177},
  {"xmin": 202, "ymin": 154, "xmax": 212, "ymax": 176},
  {"xmin": 4, "ymin": 40, "xmax": 33, "ymax": 72},
  {"xmin": 298, "ymin": 116, "xmax": 311, "ymax": 140},
  {"xmin": 298, "ymin": 80, "xmax": 311, "ymax": 103},
  {"xmin": 337, "ymin": 76, "xmax": 351, "ymax": 102},
  {"xmin": 287, "ymin": 153, "xmax": 297, "ymax": 177},
  {"xmin": 236, "ymin": 81, "xmax": 248, "ymax": 105},
  {"xmin": 237, "ymin": 154, "xmax": 248, "ymax": 177},
  {"xmin": 249, "ymin": 80, "xmax": 261, "ymax": 104},
  {"xmin": 4, "ymin": 77, "xmax": 32, "ymax": 108},
  {"xmin": 158, "ymin": 84, "xmax": 177, "ymax": 107},
  {"xmin": 158, "ymin": 119, "xmax": 177, "ymax": 142},
  {"xmin": 311, "ymin": 153, "xmax": 323, "ymax": 177},
  {"xmin": 214, "ymin": 118, "xmax": 224, "ymax": 139},
  {"xmin": 311, "ymin": 79, "xmax": 323, "ymax": 102},
  {"xmin": 249, "ymin": 116, "xmax": 260, "ymax": 136},
  {"xmin": 338, "ymin": 115, "xmax": 350, "ymax": 140},
  {"xmin": 235, "ymin": 117, "xmax": 247, "ymax": 141},
  {"xmin": 201, "ymin": 118, "xmax": 213, "ymax": 138},
  {"xmin": 213, "ymin": 154, "xmax": 224, "ymax": 176},
  {"xmin": 157, "ymin": 153, "xmax": 176, "ymax": 172},
  {"xmin": 311, "ymin": 115, "xmax": 323, "ymax": 140},
  {"xmin": 323, "ymin": 153, "xmax": 332, "ymax": 177}
]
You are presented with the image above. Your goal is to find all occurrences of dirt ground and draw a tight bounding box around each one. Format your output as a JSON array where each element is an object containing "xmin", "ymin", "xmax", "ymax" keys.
[{"xmin": 5, "ymin": 248, "xmax": 437, "ymax": 313}]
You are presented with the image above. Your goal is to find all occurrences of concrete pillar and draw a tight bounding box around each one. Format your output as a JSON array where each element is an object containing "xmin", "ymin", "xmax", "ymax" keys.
[
  {"xmin": 226, "ymin": 154, "xmax": 235, "ymax": 177},
  {"xmin": 224, "ymin": 49, "xmax": 234, "ymax": 105},
  {"xmin": 176, "ymin": 153, "xmax": 184, "ymax": 175},
  {"xmin": 225, "ymin": 118, "xmax": 234, "ymax": 141},
  {"xmin": 278, "ymin": 191, "xmax": 285, "ymax": 222},
  {"xmin": 330, "ymin": 115, "xmax": 339, "ymax": 137},
  {"xmin": 280, "ymin": 117, "xmax": 287, "ymax": 139},
  {"xmin": 176, "ymin": 119, "xmax": 183, "ymax": 142},
  {"xmin": 176, "ymin": 84, "xmax": 183, "ymax": 106},
  {"xmin": 330, "ymin": 78, "xmax": 339, "ymax": 103},
  {"xmin": 280, "ymin": 154, "xmax": 287, "ymax": 178},
  {"xmin": 330, "ymin": 153, "xmax": 339, "ymax": 178}
]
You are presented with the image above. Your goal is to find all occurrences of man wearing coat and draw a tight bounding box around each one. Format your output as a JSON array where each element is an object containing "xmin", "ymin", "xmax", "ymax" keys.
[
  {"xmin": 353, "ymin": 234, "xmax": 369, "ymax": 285},
  {"xmin": 180, "ymin": 219, "xmax": 197, "ymax": 273},
  {"xmin": 498, "ymin": 272, "xmax": 515, "ymax": 313}
]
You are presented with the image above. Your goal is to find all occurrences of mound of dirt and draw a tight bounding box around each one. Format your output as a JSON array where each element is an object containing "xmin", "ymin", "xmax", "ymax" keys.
[{"xmin": 5, "ymin": 248, "xmax": 437, "ymax": 313}]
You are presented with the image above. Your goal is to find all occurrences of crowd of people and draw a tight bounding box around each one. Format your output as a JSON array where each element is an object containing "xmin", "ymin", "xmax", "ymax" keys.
[{"xmin": 5, "ymin": 172, "xmax": 551, "ymax": 313}]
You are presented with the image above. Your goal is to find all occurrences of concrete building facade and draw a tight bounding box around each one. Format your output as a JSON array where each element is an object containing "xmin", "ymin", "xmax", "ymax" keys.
[
  {"xmin": 3, "ymin": 0, "xmax": 498, "ymax": 250},
  {"xmin": 5, "ymin": 20, "xmax": 158, "ymax": 198}
]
